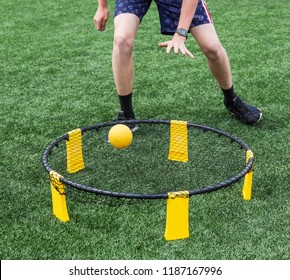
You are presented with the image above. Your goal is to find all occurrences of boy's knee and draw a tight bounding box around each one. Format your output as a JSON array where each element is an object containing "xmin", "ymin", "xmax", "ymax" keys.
[
  {"xmin": 114, "ymin": 34, "xmax": 134, "ymax": 55},
  {"xmin": 203, "ymin": 43, "xmax": 224, "ymax": 61}
]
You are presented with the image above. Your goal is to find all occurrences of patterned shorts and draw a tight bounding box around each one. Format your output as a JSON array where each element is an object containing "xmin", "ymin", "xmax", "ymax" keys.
[{"xmin": 114, "ymin": 0, "xmax": 213, "ymax": 35}]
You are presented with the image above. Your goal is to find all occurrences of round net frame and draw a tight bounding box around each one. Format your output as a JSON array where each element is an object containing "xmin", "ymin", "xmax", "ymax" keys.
[{"xmin": 42, "ymin": 119, "xmax": 254, "ymax": 200}]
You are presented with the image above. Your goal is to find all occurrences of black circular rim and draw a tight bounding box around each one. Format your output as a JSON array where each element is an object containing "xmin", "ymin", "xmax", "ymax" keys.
[{"xmin": 42, "ymin": 120, "xmax": 254, "ymax": 199}]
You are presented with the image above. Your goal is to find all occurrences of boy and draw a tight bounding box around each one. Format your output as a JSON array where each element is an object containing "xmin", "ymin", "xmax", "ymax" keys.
[{"xmin": 94, "ymin": 0, "xmax": 262, "ymax": 126}]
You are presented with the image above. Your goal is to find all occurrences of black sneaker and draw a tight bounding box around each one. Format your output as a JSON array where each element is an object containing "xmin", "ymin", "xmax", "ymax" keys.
[
  {"xmin": 115, "ymin": 111, "xmax": 139, "ymax": 132},
  {"xmin": 224, "ymin": 97, "xmax": 262, "ymax": 124}
]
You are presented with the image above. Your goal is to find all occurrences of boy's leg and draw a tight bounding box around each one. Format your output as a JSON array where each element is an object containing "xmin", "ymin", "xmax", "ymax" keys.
[
  {"xmin": 190, "ymin": 24, "xmax": 232, "ymax": 91},
  {"xmin": 113, "ymin": 14, "xmax": 140, "ymax": 97},
  {"xmin": 190, "ymin": 24, "xmax": 262, "ymax": 124},
  {"xmin": 112, "ymin": 14, "xmax": 140, "ymax": 120},
  {"xmin": 190, "ymin": 24, "xmax": 237, "ymax": 106},
  {"xmin": 112, "ymin": 14, "xmax": 139, "ymax": 121},
  {"xmin": 112, "ymin": 0, "xmax": 152, "ymax": 120}
]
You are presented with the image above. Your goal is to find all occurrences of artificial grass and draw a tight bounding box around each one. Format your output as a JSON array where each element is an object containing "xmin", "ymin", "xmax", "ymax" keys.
[{"xmin": 1, "ymin": 0, "xmax": 289, "ymax": 260}]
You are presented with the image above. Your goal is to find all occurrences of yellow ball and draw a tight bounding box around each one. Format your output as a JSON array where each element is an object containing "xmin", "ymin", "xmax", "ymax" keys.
[{"xmin": 108, "ymin": 124, "xmax": 133, "ymax": 149}]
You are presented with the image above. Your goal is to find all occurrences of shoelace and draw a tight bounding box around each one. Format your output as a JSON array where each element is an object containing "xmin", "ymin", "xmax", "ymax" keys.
[{"xmin": 233, "ymin": 98, "xmax": 251, "ymax": 117}]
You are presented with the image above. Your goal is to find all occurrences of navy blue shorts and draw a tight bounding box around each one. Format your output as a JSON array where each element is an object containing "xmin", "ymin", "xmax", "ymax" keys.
[{"xmin": 114, "ymin": 0, "xmax": 213, "ymax": 35}]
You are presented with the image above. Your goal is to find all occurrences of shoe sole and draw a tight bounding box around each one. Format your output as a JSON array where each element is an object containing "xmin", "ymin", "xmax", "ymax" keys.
[
  {"xmin": 130, "ymin": 125, "xmax": 139, "ymax": 133},
  {"xmin": 228, "ymin": 108, "xmax": 262, "ymax": 125},
  {"xmin": 254, "ymin": 110, "xmax": 263, "ymax": 124}
]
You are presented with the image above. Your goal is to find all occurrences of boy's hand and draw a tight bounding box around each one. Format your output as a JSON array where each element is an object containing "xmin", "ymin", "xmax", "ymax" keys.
[
  {"xmin": 158, "ymin": 33, "xmax": 194, "ymax": 59},
  {"xmin": 94, "ymin": 7, "xmax": 109, "ymax": 31}
]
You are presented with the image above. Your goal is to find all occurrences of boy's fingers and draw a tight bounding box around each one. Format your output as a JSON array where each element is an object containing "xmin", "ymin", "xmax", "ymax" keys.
[{"xmin": 158, "ymin": 41, "xmax": 169, "ymax": 47}]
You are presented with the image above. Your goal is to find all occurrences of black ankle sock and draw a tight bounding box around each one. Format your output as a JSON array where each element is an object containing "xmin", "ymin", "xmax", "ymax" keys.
[
  {"xmin": 119, "ymin": 92, "xmax": 135, "ymax": 119},
  {"xmin": 221, "ymin": 85, "xmax": 237, "ymax": 106}
]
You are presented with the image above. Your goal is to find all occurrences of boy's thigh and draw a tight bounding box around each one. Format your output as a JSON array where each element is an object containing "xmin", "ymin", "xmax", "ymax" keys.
[
  {"xmin": 155, "ymin": 0, "xmax": 213, "ymax": 35},
  {"xmin": 114, "ymin": 0, "xmax": 152, "ymax": 22}
]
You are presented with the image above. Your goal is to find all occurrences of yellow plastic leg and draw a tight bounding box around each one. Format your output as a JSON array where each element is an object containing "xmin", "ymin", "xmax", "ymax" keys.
[
  {"xmin": 66, "ymin": 128, "xmax": 85, "ymax": 173},
  {"xmin": 168, "ymin": 120, "xmax": 188, "ymax": 163},
  {"xmin": 49, "ymin": 171, "xmax": 70, "ymax": 222},
  {"xmin": 164, "ymin": 191, "xmax": 190, "ymax": 241},
  {"xmin": 243, "ymin": 150, "xmax": 254, "ymax": 200}
]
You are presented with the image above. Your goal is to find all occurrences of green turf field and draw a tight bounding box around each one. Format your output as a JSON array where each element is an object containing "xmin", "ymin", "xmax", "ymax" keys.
[{"xmin": 1, "ymin": 0, "xmax": 289, "ymax": 260}]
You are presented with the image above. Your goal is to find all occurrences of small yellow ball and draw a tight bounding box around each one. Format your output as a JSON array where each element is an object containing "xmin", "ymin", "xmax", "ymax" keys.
[{"xmin": 108, "ymin": 124, "xmax": 133, "ymax": 149}]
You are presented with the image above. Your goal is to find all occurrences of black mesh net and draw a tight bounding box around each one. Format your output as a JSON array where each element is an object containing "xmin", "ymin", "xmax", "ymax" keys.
[{"xmin": 44, "ymin": 121, "xmax": 250, "ymax": 199}]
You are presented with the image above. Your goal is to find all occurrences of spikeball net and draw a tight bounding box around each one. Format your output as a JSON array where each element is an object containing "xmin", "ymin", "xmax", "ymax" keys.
[{"xmin": 42, "ymin": 119, "xmax": 254, "ymax": 240}]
